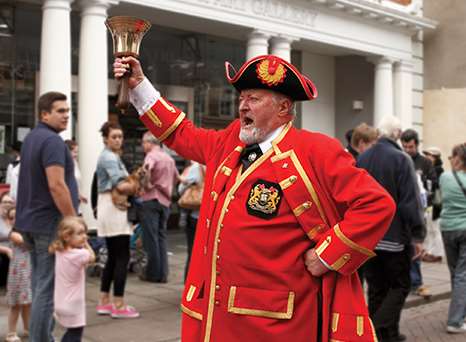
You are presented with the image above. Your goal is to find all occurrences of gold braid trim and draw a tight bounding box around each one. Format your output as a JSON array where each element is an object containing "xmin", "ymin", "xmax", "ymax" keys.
[
  {"xmin": 334, "ymin": 224, "xmax": 376, "ymax": 257},
  {"xmin": 158, "ymin": 111, "xmax": 186, "ymax": 142}
]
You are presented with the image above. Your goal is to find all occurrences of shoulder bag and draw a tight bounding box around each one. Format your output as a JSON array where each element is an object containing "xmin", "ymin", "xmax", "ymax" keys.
[
  {"xmin": 453, "ymin": 171, "xmax": 466, "ymax": 198},
  {"xmin": 178, "ymin": 165, "xmax": 205, "ymax": 210}
]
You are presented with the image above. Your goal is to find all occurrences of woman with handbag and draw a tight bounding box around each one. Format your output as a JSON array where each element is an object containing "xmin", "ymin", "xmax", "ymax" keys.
[
  {"xmin": 439, "ymin": 143, "xmax": 466, "ymax": 334},
  {"xmin": 95, "ymin": 122, "xmax": 139, "ymax": 319},
  {"xmin": 422, "ymin": 147, "xmax": 445, "ymax": 262},
  {"xmin": 178, "ymin": 161, "xmax": 204, "ymax": 280}
]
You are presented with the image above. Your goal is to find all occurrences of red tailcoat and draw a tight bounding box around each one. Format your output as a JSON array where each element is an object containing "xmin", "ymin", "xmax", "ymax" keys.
[{"xmin": 140, "ymin": 99, "xmax": 395, "ymax": 342}]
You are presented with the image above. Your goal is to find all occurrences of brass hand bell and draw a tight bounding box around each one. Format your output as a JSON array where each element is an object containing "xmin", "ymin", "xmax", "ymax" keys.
[{"xmin": 106, "ymin": 16, "xmax": 151, "ymax": 112}]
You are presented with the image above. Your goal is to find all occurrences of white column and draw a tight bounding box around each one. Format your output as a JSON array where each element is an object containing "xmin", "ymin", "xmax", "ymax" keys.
[
  {"xmin": 371, "ymin": 57, "xmax": 394, "ymax": 127},
  {"xmin": 78, "ymin": 0, "xmax": 116, "ymax": 227},
  {"xmin": 246, "ymin": 29, "xmax": 270, "ymax": 60},
  {"xmin": 270, "ymin": 35, "xmax": 295, "ymax": 62},
  {"xmin": 40, "ymin": 0, "xmax": 73, "ymax": 139},
  {"xmin": 394, "ymin": 60, "xmax": 414, "ymax": 129}
]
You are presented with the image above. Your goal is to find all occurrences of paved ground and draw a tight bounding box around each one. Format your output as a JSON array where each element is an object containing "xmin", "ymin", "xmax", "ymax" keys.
[
  {"xmin": 400, "ymin": 300, "xmax": 465, "ymax": 342},
  {"xmin": 0, "ymin": 231, "xmax": 460, "ymax": 341}
]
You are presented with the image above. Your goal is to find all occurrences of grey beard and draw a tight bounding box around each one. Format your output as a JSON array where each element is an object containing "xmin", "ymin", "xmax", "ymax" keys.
[{"xmin": 239, "ymin": 127, "xmax": 265, "ymax": 145}]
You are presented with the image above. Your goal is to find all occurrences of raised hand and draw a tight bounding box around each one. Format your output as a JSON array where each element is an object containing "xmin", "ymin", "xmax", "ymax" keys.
[{"xmin": 113, "ymin": 56, "xmax": 146, "ymax": 89}]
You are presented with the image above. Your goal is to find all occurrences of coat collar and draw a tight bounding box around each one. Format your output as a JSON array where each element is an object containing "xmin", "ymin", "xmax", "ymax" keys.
[
  {"xmin": 258, "ymin": 124, "xmax": 286, "ymax": 154},
  {"xmin": 378, "ymin": 137, "xmax": 402, "ymax": 151}
]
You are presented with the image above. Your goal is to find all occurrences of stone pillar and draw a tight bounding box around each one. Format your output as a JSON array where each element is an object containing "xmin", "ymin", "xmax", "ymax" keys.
[
  {"xmin": 78, "ymin": 0, "xmax": 116, "ymax": 227},
  {"xmin": 40, "ymin": 0, "xmax": 73, "ymax": 139},
  {"xmin": 372, "ymin": 57, "xmax": 394, "ymax": 127},
  {"xmin": 394, "ymin": 60, "xmax": 414, "ymax": 129},
  {"xmin": 270, "ymin": 35, "xmax": 295, "ymax": 62},
  {"xmin": 246, "ymin": 29, "xmax": 270, "ymax": 60}
]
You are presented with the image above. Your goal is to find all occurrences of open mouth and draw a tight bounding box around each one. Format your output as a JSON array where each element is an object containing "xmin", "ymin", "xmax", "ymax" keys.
[{"xmin": 242, "ymin": 115, "xmax": 254, "ymax": 127}]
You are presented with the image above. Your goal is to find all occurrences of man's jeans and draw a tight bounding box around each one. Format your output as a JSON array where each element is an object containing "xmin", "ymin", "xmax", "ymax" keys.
[
  {"xmin": 138, "ymin": 200, "xmax": 170, "ymax": 282},
  {"xmin": 442, "ymin": 230, "xmax": 466, "ymax": 328},
  {"xmin": 23, "ymin": 231, "xmax": 56, "ymax": 342},
  {"xmin": 410, "ymin": 258, "xmax": 423, "ymax": 290}
]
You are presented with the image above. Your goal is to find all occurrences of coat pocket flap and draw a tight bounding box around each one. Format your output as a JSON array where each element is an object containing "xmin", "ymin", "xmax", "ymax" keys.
[
  {"xmin": 227, "ymin": 286, "xmax": 295, "ymax": 320},
  {"xmin": 181, "ymin": 283, "xmax": 204, "ymax": 321}
]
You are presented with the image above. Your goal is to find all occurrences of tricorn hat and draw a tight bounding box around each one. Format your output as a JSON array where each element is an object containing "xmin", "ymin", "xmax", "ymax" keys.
[{"xmin": 225, "ymin": 55, "xmax": 317, "ymax": 101}]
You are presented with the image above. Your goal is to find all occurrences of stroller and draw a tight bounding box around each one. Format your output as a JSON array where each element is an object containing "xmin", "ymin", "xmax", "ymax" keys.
[
  {"xmin": 87, "ymin": 234, "xmax": 106, "ymax": 278},
  {"xmin": 87, "ymin": 225, "xmax": 147, "ymax": 277},
  {"xmin": 129, "ymin": 224, "xmax": 147, "ymax": 274}
]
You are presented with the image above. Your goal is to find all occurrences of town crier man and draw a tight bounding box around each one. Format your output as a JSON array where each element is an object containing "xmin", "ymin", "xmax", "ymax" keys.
[{"xmin": 113, "ymin": 54, "xmax": 396, "ymax": 341}]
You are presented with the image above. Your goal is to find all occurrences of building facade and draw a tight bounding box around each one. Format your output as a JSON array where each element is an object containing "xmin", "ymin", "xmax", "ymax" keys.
[
  {"xmin": 423, "ymin": 0, "xmax": 466, "ymax": 166},
  {"xmin": 0, "ymin": 0, "xmax": 435, "ymax": 225}
]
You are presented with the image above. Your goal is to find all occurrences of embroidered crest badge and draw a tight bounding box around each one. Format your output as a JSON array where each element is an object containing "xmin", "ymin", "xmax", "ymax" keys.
[
  {"xmin": 256, "ymin": 56, "xmax": 287, "ymax": 87},
  {"xmin": 246, "ymin": 179, "xmax": 283, "ymax": 219}
]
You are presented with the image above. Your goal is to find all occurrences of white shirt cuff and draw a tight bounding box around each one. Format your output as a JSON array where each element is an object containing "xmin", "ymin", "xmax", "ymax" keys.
[
  {"xmin": 129, "ymin": 78, "xmax": 161, "ymax": 116},
  {"xmin": 318, "ymin": 255, "xmax": 334, "ymax": 270}
]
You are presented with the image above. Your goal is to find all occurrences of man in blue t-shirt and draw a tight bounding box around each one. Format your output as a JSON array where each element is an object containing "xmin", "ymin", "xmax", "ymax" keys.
[{"xmin": 16, "ymin": 91, "xmax": 79, "ymax": 342}]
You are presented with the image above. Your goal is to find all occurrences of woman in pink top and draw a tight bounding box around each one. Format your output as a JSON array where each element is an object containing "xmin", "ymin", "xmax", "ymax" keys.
[{"xmin": 49, "ymin": 217, "xmax": 95, "ymax": 342}]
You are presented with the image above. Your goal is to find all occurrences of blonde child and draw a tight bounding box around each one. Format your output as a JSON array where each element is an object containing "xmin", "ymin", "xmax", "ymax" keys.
[
  {"xmin": 49, "ymin": 217, "xmax": 95, "ymax": 342},
  {"xmin": 5, "ymin": 207, "xmax": 31, "ymax": 342}
]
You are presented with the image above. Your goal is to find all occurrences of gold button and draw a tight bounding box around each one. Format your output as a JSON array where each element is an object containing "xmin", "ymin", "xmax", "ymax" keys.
[
  {"xmin": 217, "ymin": 239, "xmax": 221, "ymax": 243},
  {"xmin": 217, "ymin": 255, "xmax": 220, "ymax": 260},
  {"xmin": 215, "ymin": 300, "xmax": 220, "ymax": 306},
  {"xmin": 215, "ymin": 285, "xmax": 220, "ymax": 291},
  {"xmin": 220, "ymin": 223, "xmax": 224, "ymax": 228},
  {"xmin": 230, "ymin": 195, "xmax": 235, "ymax": 200},
  {"xmin": 290, "ymin": 175, "xmax": 297, "ymax": 183},
  {"xmin": 216, "ymin": 270, "xmax": 220, "ymax": 275},
  {"xmin": 225, "ymin": 208, "xmax": 229, "ymax": 213}
]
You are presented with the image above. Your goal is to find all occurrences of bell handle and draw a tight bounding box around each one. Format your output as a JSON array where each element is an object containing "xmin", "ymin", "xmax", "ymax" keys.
[{"xmin": 116, "ymin": 74, "xmax": 130, "ymax": 113}]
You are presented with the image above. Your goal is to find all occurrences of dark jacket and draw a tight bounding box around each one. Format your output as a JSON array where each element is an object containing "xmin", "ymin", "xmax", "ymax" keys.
[
  {"xmin": 357, "ymin": 137, "xmax": 425, "ymax": 245},
  {"xmin": 432, "ymin": 160, "xmax": 444, "ymax": 220},
  {"xmin": 412, "ymin": 152, "xmax": 437, "ymax": 205}
]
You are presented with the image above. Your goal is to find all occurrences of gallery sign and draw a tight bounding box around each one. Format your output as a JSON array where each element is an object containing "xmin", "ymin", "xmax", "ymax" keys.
[{"xmin": 193, "ymin": 0, "xmax": 318, "ymax": 28}]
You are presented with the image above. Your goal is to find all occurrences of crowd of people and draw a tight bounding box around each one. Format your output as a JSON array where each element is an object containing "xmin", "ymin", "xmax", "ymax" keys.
[
  {"xmin": 0, "ymin": 53, "xmax": 463, "ymax": 342},
  {"xmin": 345, "ymin": 119, "xmax": 466, "ymax": 338},
  {"xmin": 0, "ymin": 91, "xmax": 202, "ymax": 341}
]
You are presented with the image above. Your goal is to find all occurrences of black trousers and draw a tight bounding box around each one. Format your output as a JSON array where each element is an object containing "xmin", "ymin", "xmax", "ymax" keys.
[
  {"xmin": 0, "ymin": 254, "xmax": 9, "ymax": 287},
  {"xmin": 100, "ymin": 235, "xmax": 130, "ymax": 297},
  {"xmin": 184, "ymin": 215, "xmax": 197, "ymax": 281},
  {"xmin": 364, "ymin": 248, "xmax": 411, "ymax": 339},
  {"xmin": 61, "ymin": 327, "xmax": 84, "ymax": 342}
]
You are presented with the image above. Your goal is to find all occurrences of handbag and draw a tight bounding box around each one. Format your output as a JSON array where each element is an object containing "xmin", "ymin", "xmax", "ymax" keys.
[
  {"xmin": 178, "ymin": 163, "xmax": 205, "ymax": 210},
  {"xmin": 178, "ymin": 183, "xmax": 203, "ymax": 210},
  {"xmin": 432, "ymin": 188, "xmax": 442, "ymax": 206}
]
